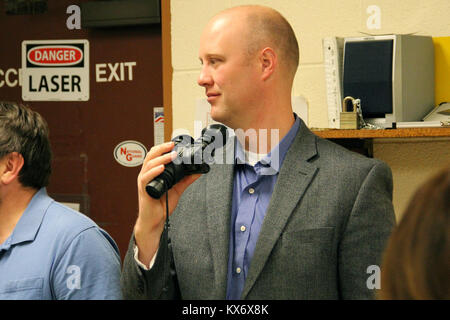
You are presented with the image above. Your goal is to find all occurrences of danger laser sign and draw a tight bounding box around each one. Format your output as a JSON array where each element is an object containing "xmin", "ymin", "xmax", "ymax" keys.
[{"xmin": 22, "ymin": 40, "xmax": 89, "ymax": 101}]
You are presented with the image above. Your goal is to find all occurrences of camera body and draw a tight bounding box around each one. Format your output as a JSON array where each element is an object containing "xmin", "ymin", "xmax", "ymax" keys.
[{"xmin": 145, "ymin": 124, "xmax": 228, "ymax": 199}]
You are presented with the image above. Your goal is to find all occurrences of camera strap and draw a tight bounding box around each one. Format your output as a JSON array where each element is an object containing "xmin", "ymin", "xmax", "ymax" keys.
[{"xmin": 160, "ymin": 190, "xmax": 180, "ymax": 299}]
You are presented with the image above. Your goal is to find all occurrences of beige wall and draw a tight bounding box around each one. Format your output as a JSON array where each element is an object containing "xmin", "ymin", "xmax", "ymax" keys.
[{"xmin": 170, "ymin": 0, "xmax": 450, "ymax": 220}]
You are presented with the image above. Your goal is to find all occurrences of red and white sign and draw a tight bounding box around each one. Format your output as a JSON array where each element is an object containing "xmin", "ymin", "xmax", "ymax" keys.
[
  {"xmin": 113, "ymin": 141, "xmax": 148, "ymax": 167},
  {"xmin": 22, "ymin": 39, "xmax": 89, "ymax": 101},
  {"xmin": 27, "ymin": 46, "xmax": 83, "ymax": 67}
]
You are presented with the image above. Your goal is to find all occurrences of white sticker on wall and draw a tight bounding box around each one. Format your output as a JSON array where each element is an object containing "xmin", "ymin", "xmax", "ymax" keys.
[
  {"xmin": 113, "ymin": 140, "xmax": 147, "ymax": 167},
  {"xmin": 153, "ymin": 107, "xmax": 165, "ymax": 146}
]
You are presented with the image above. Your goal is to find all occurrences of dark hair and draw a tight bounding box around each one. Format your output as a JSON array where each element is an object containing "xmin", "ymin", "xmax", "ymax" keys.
[
  {"xmin": 379, "ymin": 166, "xmax": 450, "ymax": 299},
  {"xmin": 0, "ymin": 101, "xmax": 52, "ymax": 189}
]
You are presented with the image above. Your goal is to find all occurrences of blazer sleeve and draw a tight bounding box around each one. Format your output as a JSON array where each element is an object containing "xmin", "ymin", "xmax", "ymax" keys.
[
  {"xmin": 338, "ymin": 160, "xmax": 396, "ymax": 299},
  {"xmin": 121, "ymin": 229, "xmax": 180, "ymax": 300}
]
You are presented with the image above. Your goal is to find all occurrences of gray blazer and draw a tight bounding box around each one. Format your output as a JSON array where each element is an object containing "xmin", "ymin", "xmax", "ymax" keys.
[{"xmin": 121, "ymin": 119, "xmax": 396, "ymax": 299}]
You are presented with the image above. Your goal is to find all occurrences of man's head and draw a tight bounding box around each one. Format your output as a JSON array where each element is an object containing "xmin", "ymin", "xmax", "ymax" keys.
[
  {"xmin": 197, "ymin": 5, "xmax": 299, "ymax": 129},
  {"xmin": 241, "ymin": 6, "xmax": 299, "ymax": 79},
  {"xmin": 0, "ymin": 101, "xmax": 52, "ymax": 190}
]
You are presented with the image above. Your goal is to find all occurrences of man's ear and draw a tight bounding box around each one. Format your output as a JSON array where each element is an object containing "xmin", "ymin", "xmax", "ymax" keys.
[
  {"xmin": 0, "ymin": 152, "xmax": 24, "ymax": 185},
  {"xmin": 260, "ymin": 47, "xmax": 277, "ymax": 81}
]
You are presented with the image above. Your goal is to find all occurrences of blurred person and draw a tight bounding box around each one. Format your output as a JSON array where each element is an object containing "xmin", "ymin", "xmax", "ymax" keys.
[
  {"xmin": 379, "ymin": 166, "xmax": 450, "ymax": 300},
  {"xmin": 121, "ymin": 5, "xmax": 396, "ymax": 299},
  {"xmin": 0, "ymin": 101, "xmax": 122, "ymax": 299}
]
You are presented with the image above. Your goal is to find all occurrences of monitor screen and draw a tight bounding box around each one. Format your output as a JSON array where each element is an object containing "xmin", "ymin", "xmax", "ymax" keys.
[{"xmin": 343, "ymin": 40, "xmax": 393, "ymax": 118}]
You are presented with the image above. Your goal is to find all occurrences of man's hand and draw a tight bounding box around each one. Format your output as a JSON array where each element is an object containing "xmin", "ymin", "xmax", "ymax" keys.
[{"xmin": 134, "ymin": 141, "xmax": 201, "ymax": 266}]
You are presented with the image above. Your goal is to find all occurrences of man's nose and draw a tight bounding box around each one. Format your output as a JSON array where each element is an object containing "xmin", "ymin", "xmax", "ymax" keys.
[{"xmin": 197, "ymin": 67, "xmax": 213, "ymax": 87}]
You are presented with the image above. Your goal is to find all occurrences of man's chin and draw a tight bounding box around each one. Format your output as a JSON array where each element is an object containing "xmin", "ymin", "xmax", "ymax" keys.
[
  {"xmin": 210, "ymin": 111, "xmax": 229, "ymax": 127},
  {"xmin": 209, "ymin": 106, "xmax": 223, "ymax": 121}
]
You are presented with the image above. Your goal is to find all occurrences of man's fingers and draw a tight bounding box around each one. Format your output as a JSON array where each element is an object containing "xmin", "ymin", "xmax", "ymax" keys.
[
  {"xmin": 142, "ymin": 150, "xmax": 177, "ymax": 173},
  {"xmin": 138, "ymin": 164, "xmax": 165, "ymax": 190},
  {"xmin": 143, "ymin": 141, "xmax": 175, "ymax": 167}
]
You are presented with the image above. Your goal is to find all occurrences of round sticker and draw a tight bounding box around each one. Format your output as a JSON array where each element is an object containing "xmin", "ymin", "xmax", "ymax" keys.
[{"xmin": 113, "ymin": 140, "xmax": 147, "ymax": 167}]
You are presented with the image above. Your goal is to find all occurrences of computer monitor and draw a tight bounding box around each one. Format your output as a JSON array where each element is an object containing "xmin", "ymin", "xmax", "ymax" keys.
[{"xmin": 343, "ymin": 35, "xmax": 434, "ymax": 128}]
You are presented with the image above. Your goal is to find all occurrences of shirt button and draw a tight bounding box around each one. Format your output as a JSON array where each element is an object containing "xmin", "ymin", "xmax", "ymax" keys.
[
  {"xmin": 236, "ymin": 267, "xmax": 242, "ymax": 274},
  {"xmin": 240, "ymin": 225, "xmax": 246, "ymax": 232},
  {"xmin": 248, "ymin": 188, "xmax": 255, "ymax": 194}
]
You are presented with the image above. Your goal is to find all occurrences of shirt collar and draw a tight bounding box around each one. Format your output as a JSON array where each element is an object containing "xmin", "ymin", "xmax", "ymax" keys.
[
  {"xmin": 234, "ymin": 113, "xmax": 301, "ymax": 174},
  {"xmin": 10, "ymin": 187, "xmax": 52, "ymax": 246}
]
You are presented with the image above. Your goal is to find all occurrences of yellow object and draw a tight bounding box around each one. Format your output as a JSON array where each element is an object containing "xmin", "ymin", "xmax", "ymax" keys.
[{"xmin": 433, "ymin": 37, "xmax": 450, "ymax": 105}]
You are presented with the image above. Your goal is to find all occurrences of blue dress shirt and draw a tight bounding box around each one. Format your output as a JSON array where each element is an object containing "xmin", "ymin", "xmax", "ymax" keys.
[
  {"xmin": 226, "ymin": 114, "xmax": 301, "ymax": 299},
  {"xmin": 0, "ymin": 188, "xmax": 122, "ymax": 300}
]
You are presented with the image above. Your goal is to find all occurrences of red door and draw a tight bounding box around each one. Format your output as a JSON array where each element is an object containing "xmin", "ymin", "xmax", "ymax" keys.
[{"xmin": 0, "ymin": 1, "xmax": 163, "ymax": 260}]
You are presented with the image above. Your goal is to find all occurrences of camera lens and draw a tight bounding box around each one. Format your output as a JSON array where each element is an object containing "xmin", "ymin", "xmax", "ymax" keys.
[{"xmin": 146, "ymin": 178, "xmax": 167, "ymax": 198}]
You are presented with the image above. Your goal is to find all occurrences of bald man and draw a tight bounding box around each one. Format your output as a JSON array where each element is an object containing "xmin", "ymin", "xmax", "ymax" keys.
[{"xmin": 121, "ymin": 5, "xmax": 395, "ymax": 300}]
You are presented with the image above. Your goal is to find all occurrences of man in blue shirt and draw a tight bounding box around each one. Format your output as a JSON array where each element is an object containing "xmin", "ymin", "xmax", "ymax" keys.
[
  {"xmin": 121, "ymin": 5, "xmax": 395, "ymax": 299},
  {"xmin": 0, "ymin": 101, "xmax": 122, "ymax": 300}
]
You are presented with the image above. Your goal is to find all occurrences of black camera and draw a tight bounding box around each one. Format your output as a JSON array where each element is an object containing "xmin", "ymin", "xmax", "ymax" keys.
[{"xmin": 145, "ymin": 124, "xmax": 228, "ymax": 199}]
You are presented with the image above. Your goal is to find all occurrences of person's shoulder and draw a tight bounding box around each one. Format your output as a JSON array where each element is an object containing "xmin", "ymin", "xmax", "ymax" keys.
[
  {"xmin": 293, "ymin": 123, "xmax": 379, "ymax": 166},
  {"xmin": 315, "ymin": 135, "xmax": 382, "ymax": 165},
  {"xmin": 41, "ymin": 200, "xmax": 113, "ymax": 249},
  {"xmin": 43, "ymin": 200, "xmax": 119, "ymax": 254},
  {"xmin": 307, "ymin": 134, "xmax": 392, "ymax": 182},
  {"xmin": 46, "ymin": 201, "xmax": 96, "ymax": 230}
]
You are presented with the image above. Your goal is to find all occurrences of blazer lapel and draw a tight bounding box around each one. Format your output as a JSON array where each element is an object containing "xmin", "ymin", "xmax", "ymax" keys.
[
  {"xmin": 241, "ymin": 121, "xmax": 319, "ymax": 299},
  {"xmin": 205, "ymin": 142, "xmax": 235, "ymax": 298}
]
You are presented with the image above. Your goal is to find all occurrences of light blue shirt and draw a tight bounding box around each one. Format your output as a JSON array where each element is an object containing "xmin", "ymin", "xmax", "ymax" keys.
[
  {"xmin": 0, "ymin": 188, "xmax": 122, "ymax": 300},
  {"xmin": 226, "ymin": 114, "xmax": 301, "ymax": 299}
]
